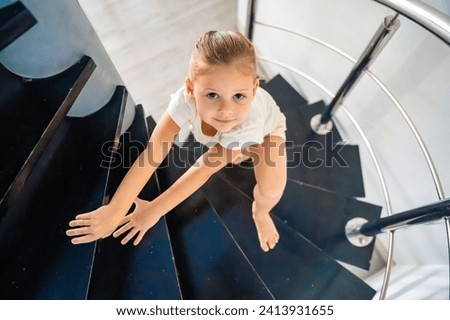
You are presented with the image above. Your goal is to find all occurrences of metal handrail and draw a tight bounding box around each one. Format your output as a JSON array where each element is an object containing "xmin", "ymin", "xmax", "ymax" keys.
[
  {"xmin": 251, "ymin": 0, "xmax": 450, "ymax": 299},
  {"xmin": 256, "ymin": 20, "xmax": 446, "ymax": 202},
  {"xmin": 355, "ymin": 199, "xmax": 450, "ymax": 237},
  {"xmin": 257, "ymin": 55, "xmax": 398, "ymax": 298},
  {"xmin": 374, "ymin": 0, "xmax": 450, "ymax": 44},
  {"xmin": 338, "ymin": 106, "xmax": 395, "ymax": 299},
  {"xmin": 314, "ymin": 14, "xmax": 400, "ymax": 128}
]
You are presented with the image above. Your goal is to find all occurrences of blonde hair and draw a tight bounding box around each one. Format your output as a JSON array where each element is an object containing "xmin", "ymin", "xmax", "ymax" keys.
[{"xmin": 189, "ymin": 30, "xmax": 257, "ymax": 79}]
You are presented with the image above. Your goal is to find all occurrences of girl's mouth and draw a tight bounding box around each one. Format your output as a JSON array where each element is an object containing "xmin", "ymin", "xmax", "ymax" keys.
[{"xmin": 214, "ymin": 118, "xmax": 236, "ymax": 123}]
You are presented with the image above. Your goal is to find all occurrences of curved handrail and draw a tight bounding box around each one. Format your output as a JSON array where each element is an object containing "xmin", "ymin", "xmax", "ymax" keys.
[
  {"xmin": 258, "ymin": 55, "xmax": 397, "ymax": 298},
  {"xmin": 253, "ymin": 0, "xmax": 450, "ymax": 299},
  {"xmin": 339, "ymin": 106, "xmax": 395, "ymax": 300},
  {"xmin": 255, "ymin": 20, "xmax": 446, "ymax": 201},
  {"xmin": 374, "ymin": 0, "xmax": 450, "ymax": 44}
]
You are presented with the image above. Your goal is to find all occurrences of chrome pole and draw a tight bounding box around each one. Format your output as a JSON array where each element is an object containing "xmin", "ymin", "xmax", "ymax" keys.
[
  {"xmin": 311, "ymin": 14, "xmax": 400, "ymax": 134},
  {"xmin": 346, "ymin": 199, "xmax": 450, "ymax": 243},
  {"xmin": 446, "ymin": 217, "xmax": 450, "ymax": 299},
  {"xmin": 246, "ymin": 0, "xmax": 256, "ymax": 41}
]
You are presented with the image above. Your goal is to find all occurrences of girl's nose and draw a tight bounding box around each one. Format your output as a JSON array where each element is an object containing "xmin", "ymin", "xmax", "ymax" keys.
[{"xmin": 219, "ymin": 101, "xmax": 233, "ymax": 115}]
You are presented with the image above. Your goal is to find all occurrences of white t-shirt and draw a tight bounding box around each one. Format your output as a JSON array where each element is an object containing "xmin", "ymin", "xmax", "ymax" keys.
[{"xmin": 167, "ymin": 86, "xmax": 286, "ymax": 150}]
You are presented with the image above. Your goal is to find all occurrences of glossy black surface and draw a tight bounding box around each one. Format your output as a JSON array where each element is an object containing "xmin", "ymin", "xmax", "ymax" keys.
[
  {"xmin": 272, "ymin": 180, "xmax": 381, "ymax": 270},
  {"xmin": 0, "ymin": 1, "xmax": 37, "ymax": 50},
  {"xmin": 0, "ymin": 55, "xmax": 96, "ymax": 216},
  {"xmin": 217, "ymin": 165, "xmax": 380, "ymax": 270},
  {"xmin": 202, "ymin": 173, "xmax": 376, "ymax": 299},
  {"xmin": 87, "ymin": 107, "xmax": 182, "ymax": 300},
  {"xmin": 157, "ymin": 147, "xmax": 274, "ymax": 299},
  {"xmin": 261, "ymin": 75, "xmax": 365, "ymax": 197},
  {"xmin": 260, "ymin": 76, "xmax": 342, "ymax": 146},
  {"xmin": 0, "ymin": 87, "xmax": 126, "ymax": 299},
  {"xmin": 285, "ymin": 142, "xmax": 365, "ymax": 197}
]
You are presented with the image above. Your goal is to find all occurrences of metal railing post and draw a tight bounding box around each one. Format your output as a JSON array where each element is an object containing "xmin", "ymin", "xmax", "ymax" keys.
[
  {"xmin": 311, "ymin": 14, "xmax": 400, "ymax": 135},
  {"xmin": 246, "ymin": 0, "xmax": 256, "ymax": 41},
  {"xmin": 345, "ymin": 198, "xmax": 450, "ymax": 247}
]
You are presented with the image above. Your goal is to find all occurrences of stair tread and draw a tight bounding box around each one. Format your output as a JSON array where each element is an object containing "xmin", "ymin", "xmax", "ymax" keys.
[
  {"xmin": 87, "ymin": 107, "xmax": 182, "ymax": 299},
  {"xmin": 262, "ymin": 75, "xmax": 365, "ymax": 197},
  {"xmin": 218, "ymin": 164, "xmax": 380, "ymax": 269},
  {"xmin": 0, "ymin": 1, "xmax": 37, "ymax": 50},
  {"xmin": 283, "ymin": 100, "xmax": 342, "ymax": 146},
  {"xmin": 157, "ymin": 146, "xmax": 274, "ymax": 299},
  {"xmin": 0, "ymin": 86, "xmax": 126, "ymax": 299},
  {"xmin": 202, "ymin": 173, "xmax": 376, "ymax": 299},
  {"xmin": 0, "ymin": 55, "xmax": 96, "ymax": 216},
  {"xmin": 286, "ymin": 142, "xmax": 365, "ymax": 197},
  {"xmin": 187, "ymin": 139, "xmax": 365, "ymax": 199},
  {"xmin": 261, "ymin": 75, "xmax": 342, "ymax": 145},
  {"xmin": 273, "ymin": 180, "xmax": 381, "ymax": 270},
  {"xmin": 260, "ymin": 74, "xmax": 308, "ymax": 113}
]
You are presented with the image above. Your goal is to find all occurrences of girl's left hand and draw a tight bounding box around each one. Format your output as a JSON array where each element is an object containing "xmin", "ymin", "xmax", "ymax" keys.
[{"xmin": 113, "ymin": 197, "xmax": 163, "ymax": 245}]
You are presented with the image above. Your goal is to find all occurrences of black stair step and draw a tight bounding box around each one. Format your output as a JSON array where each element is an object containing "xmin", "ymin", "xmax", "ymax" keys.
[
  {"xmin": 217, "ymin": 164, "xmax": 380, "ymax": 270},
  {"xmin": 87, "ymin": 106, "xmax": 182, "ymax": 300},
  {"xmin": 286, "ymin": 142, "xmax": 365, "ymax": 197},
  {"xmin": 0, "ymin": 86, "xmax": 126, "ymax": 299},
  {"xmin": 0, "ymin": 1, "xmax": 37, "ymax": 50},
  {"xmin": 261, "ymin": 75, "xmax": 365, "ymax": 197},
  {"xmin": 283, "ymin": 100, "xmax": 342, "ymax": 146},
  {"xmin": 184, "ymin": 137, "xmax": 365, "ymax": 199},
  {"xmin": 261, "ymin": 75, "xmax": 341, "ymax": 144},
  {"xmin": 260, "ymin": 74, "xmax": 308, "ymax": 113},
  {"xmin": 156, "ymin": 146, "xmax": 273, "ymax": 299},
  {"xmin": 201, "ymin": 174, "xmax": 376, "ymax": 299},
  {"xmin": 0, "ymin": 55, "xmax": 96, "ymax": 217},
  {"xmin": 272, "ymin": 179, "xmax": 381, "ymax": 270}
]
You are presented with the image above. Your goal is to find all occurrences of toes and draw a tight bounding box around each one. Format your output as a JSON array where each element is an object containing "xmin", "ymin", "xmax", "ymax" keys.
[
  {"xmin": 261, "ymin": 235, "xmax": 280, "ymax": 252},
  {"xmin": 268, "ymin": 240, "xmax": 276, "ymax": 250},
  {"xmin": 260, "ymin": 240, "xmax": 269, "ymax": 252}
]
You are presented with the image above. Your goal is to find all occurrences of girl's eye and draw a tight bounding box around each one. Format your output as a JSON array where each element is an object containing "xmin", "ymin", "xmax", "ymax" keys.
[
  {"xmin": 206, "ymin": 93, "xmax": 219, "ymax": 100},
  {"xmin": 234, "ymin": 93, "xmax": 245, "ymax": 100}
]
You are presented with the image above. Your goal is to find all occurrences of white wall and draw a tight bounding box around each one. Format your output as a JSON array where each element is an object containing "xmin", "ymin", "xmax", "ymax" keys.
[
  {"xmin": 420, "ymin": 0, "xmax": 450, "ymax": 16},
  {"xmin": 238, "ymin": 0, "xmax": 450, "ymax": 267}
]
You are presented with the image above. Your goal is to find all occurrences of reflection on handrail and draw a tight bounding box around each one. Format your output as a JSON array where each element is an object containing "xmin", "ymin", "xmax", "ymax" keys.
[{"xmin": 374, "ymin": 0, "xmax": 450, "ymax": 44}]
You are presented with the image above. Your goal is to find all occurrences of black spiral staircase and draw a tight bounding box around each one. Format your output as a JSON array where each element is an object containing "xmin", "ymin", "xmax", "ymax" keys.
[{"xmin": 0, "ymin": 1, "xmax": 384, "ymax": 299}]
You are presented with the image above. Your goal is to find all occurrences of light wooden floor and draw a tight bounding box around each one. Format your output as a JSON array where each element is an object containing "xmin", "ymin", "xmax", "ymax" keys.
[{"xmin": 78, "ymin": 0, "xmax": 238, "ymax": 121}]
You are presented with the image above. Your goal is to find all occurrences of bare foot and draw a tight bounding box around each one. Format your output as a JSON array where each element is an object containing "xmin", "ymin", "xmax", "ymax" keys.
[{"xmin": 252, "ymin": 206, "xmax": 280, "ymax": 252}]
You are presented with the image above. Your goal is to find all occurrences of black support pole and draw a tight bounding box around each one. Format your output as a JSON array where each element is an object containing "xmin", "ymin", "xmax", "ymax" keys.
[
  {"xmin": 311, "ymin": 14, "xmax": 400, "ymax": 134},
  {"xmin": 360, "ymin": 199, "xmax": 450, "ymax": 237}
]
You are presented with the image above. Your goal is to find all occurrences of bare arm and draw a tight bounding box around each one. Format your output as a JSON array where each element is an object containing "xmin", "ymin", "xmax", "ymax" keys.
[
  {"xmin": 66, "ymin": 111, "xmax": 180, "ymax": 244},
  {"xmin": 109, "ymin": 112, "xmax": 180, "ymax": 212},
  {"xmin": 112, "ymin": 143, "xmax": 242, "ymax": 245}
]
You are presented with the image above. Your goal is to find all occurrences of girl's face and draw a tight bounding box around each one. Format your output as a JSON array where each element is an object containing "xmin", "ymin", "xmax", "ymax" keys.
[{"xmin": 186, "ymin": 61, "xmax": 259, "ymax": 133}]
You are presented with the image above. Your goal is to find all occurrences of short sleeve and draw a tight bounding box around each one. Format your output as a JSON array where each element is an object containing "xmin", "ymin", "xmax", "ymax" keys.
[{"xmin": 167, "ymin": 86, "xmax": 195, "ymax": 128}]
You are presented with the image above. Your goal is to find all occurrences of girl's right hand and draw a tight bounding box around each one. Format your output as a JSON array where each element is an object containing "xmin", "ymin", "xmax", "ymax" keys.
[
  {"xmin": 112, "ymin": 197, "xmax": 163, "ymax": 246},
  {"xmin": 66, "ymin": 204, "xmax": 125, "ymax": 244}
]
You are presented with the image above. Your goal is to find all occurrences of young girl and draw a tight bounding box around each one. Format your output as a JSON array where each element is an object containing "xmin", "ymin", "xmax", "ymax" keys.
[{"xmin": 67, "ymin": 31, "xmax": 287, "ymax": 252}]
